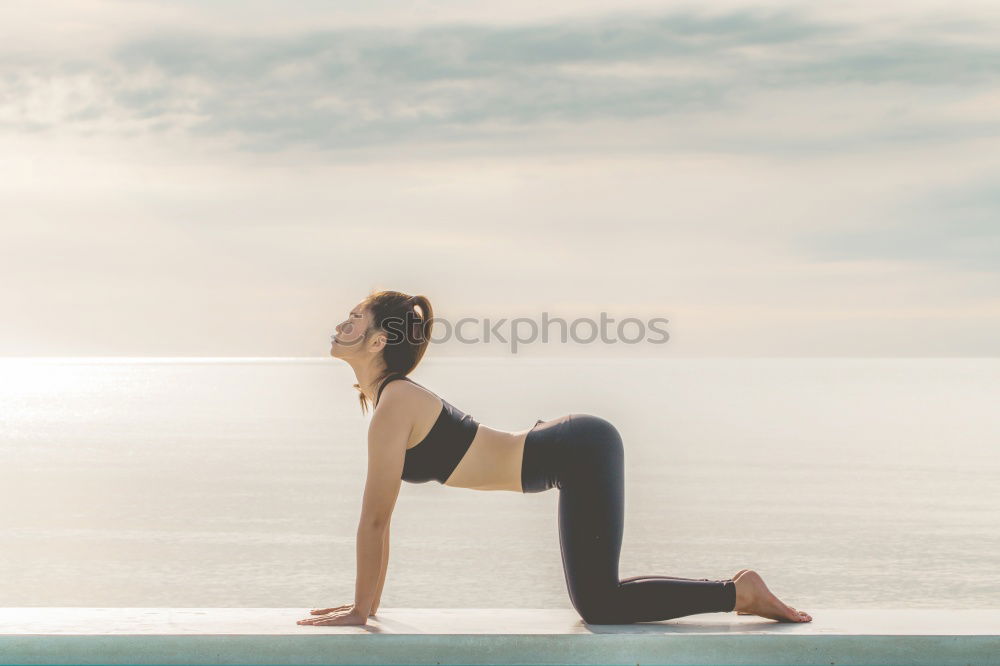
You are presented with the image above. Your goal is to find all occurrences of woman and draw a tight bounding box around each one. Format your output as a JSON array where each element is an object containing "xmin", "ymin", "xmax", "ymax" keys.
[{"xmin": 297, "ymin": 290, "xmax": 811, "ymax": 627}]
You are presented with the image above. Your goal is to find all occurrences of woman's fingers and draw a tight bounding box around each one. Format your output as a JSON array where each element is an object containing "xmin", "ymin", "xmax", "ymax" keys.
[
  {"xmin": 298, "ymin": 611, "xmax": 345, "ymax": 625},
  {"xmin": 310, "ymin": 604, "xmax": 351, "ymax": 615},
  {"xmin": 297, "ymin": 608, "xmax": 366, "ymax": 626},
  {"xmin": 300, "ymin": 604, "xmax": 354, "ymax": 623},
  {"xmin": 312, "ymin": 616, "xmax": 344, "ymax": 626}
]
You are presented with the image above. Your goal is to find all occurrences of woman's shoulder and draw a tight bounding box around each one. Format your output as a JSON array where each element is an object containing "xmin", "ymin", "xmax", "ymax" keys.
[{"xmin": 375, "ymin": 376, "xmax": 439, "ymax": 411}]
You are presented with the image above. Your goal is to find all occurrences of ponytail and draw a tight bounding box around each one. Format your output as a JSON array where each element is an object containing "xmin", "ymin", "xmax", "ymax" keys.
[{"xmin": 352, "ymin": 290, "xmax": 434, "ymax": 414}]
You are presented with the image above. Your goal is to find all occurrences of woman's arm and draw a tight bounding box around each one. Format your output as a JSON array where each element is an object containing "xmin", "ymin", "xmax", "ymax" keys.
[
  {"xmin": 353, "ymin": 386, "xmax": 407, "ymax": 618},
  {"xmin": 355, "ymin": 521, "xmax": 387, "ymax": 616},
  {"xmin": 370, "ymin": 522, "xmax": 390, "ymax": 615}
]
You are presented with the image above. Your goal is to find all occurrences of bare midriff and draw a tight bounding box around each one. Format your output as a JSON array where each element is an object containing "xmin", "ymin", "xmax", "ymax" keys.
[
  {"xmin": 442, "ymin": 424, "xmax": 533, "ymax": 492},
  {"xmin": 401, "ymin": 392, "xmax": 533, "ymax": 492}
]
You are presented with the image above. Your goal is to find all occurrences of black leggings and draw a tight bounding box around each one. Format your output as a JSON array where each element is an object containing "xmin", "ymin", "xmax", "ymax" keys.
[{"xmin": 521, "ymin": 413, "xmax": 737, "ymax": 624}]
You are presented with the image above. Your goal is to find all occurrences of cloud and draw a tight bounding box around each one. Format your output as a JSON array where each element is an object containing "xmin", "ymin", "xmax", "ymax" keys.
[
  {"xmin": 795, "ymin": 177, "xmax": 1000, "ymax": 271},
  {"xmin": 2, "ymin": 7, "xmax": 998, "ymax": 153}
]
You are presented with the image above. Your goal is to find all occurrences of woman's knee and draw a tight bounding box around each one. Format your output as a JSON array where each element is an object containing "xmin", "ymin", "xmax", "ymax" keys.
[{"xmin": 574, "ymin": 591, "xmax": 626, "ymax": 625}]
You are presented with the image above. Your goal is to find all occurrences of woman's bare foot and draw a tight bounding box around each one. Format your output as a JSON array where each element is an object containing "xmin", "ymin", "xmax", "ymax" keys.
[
  {"xmin": 732, "ymin": 569, "xmax": 775, "ymax": 616},
  {"xmin": 732, "ymin": 569, "xmax": 753, "ymax": 614},
  {"xmin": 731, "ymin": 569, "xmax": 812, "ymax": 622}
]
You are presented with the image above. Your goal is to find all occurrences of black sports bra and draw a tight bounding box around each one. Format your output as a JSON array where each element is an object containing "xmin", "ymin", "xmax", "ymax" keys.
[{"xmin": 374, "ymin": 374, "xmax": 481, "ymax": 484}]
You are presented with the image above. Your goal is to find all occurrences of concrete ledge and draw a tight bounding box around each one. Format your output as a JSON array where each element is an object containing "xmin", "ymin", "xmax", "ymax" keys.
[{"xmin": 1, "ymin": 608, "xmax": 997, "ymax": 665}]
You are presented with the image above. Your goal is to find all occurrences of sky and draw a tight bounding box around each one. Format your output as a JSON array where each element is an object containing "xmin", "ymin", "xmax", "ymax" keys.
[{"xmin": 2, "ymin": 0, "xmax": 999, "ymax": 357}]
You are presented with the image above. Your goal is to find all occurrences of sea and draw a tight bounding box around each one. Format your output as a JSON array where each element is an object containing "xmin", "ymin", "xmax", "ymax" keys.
[{"xmin": 1, "ymin": 357, "xmax": 997, "ymax": 610}]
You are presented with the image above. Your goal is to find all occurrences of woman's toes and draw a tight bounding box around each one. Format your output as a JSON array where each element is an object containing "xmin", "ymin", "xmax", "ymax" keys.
[{"xmin": 787, "ymin": 606, "xmax": 811, "ymax": 622}]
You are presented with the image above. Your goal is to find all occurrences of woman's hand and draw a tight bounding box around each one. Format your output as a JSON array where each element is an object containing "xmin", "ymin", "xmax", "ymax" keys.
[
  {"xmin": 307, "ymin": 603, "xmax": 377, "ymax": 617},
  {"xmin": 296, "ymin": 604, "xmax": 368, "ymax": 626}
]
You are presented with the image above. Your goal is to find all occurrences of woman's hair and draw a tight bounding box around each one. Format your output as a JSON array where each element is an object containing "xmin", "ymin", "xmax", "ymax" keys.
[{"xmin": 353, "ymin": 289, "xmax": 434, "ymax": 414}]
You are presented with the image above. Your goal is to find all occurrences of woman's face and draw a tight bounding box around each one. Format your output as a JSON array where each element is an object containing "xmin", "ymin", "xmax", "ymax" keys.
[{"xmin": 330, "ymin": 302, "xmax": 374, "ymax": 359}]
